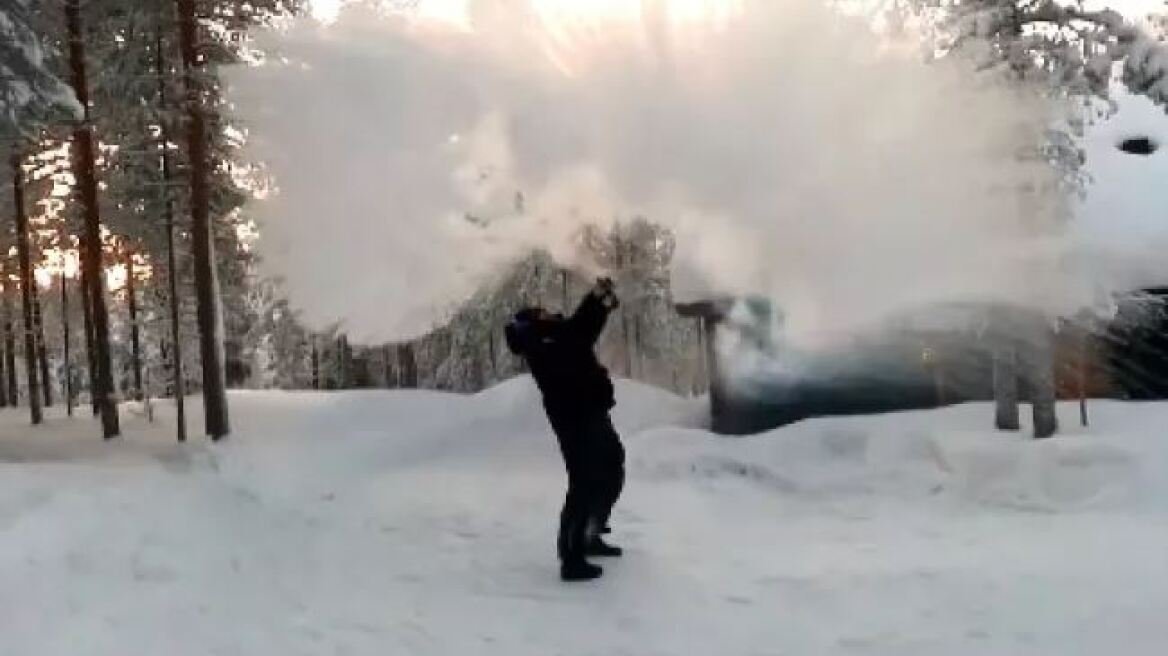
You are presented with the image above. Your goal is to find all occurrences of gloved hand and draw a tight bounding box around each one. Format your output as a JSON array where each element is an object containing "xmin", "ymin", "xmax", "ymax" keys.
[{"xmin": 594, "ymin": 277, "xmax": 619, "ymax": 309}]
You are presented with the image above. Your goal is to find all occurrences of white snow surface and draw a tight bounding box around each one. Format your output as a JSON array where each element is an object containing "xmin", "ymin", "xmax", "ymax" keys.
[{"xmin": 2, "ymin": 379, "xmax": 1167, "ymax": 655}]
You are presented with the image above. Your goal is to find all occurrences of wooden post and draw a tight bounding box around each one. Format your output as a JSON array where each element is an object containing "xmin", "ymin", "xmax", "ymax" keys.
[{"xmin": 1079, "ymin": 323, "xmax": 1090, "ymax": 428}]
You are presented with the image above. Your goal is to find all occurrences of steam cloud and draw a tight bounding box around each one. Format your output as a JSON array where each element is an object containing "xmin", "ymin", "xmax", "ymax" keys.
[{"xmin": 227, "ymin": 0, "xmax": 1089, "ymax": 346}]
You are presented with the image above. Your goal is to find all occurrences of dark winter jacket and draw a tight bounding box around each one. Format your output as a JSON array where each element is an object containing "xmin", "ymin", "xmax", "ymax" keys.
[{"xmin": 505, "ymin": 292, "xmax": 616, "ymax": 423}]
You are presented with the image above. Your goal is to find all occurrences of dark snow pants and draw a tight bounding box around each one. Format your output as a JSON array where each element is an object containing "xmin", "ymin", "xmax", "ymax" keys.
[{"xmin": 550, "ymin": 412, "xmax": 625, "ymax": 563}]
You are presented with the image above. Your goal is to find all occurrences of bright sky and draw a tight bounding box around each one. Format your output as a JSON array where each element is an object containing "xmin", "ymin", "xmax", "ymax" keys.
[
  {"xmin": 308, "ymin": 0, "xmax": 740, "ymax": 26},
  {"xmin": 310, "ymin": 0, "xmax": 1164, "ymax": 22},
  {"xmin": 306, "ymin": 0, "xmax": 1168, "ymax": 246},
  {"xmin": 310, "ymin": 0, "xmax": 466, "ymax": 24}
]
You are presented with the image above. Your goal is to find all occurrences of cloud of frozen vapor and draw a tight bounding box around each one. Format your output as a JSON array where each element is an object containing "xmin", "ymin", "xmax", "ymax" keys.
[{"xmin": 226, "ymin": 0, "xmax": 1078, "ymax": 345}]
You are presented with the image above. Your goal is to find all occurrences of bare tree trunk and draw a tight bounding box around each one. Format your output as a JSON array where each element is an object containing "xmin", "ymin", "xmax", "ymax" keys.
[
  {"xmin": 126, "ymin": 251, "xmax": 144, "ymax": 402},
  {"xmin": 613, "ymin": 235, "xmax": 633, "ymax": 377},
  {"xmin": 32, "ymin": 282, "xmax": 52, "ymax": 407},
  {"xmin": 177, "ymin": 0, "xmax": 229, "ymax": 440},
  {"xmin": 381, "ymin": 344, "xmax": 395, "ymax": 388},
  {"xmin": 310, "ymin": 335, "xmax": 321, "ymax": 390},
  {"xmin": 0, "ymin": 331, "xmax": 6, "ymax": 409},
  {"xmin": 336, "ymin": 336, "xmax": 351, "ymax": 389},
  {"xmin": 61, "ymin": 273, "xmax": 73, "ymax": 417},
  {"xmin": 162, "ymin": 185, "xmax": 187, "ymax": 441},
  {"xmin": 397, "ymin": 343, "xmax": 418, "ymax": 388},
  {"xmin": 487, "ymin": 328, "xmax": 497, "ymax": 381},
  {"xmin": 154, "ymin": 30, "xmax": 186, "ymax": 442},
  {"xmin": 561, "ymin": 269, "xmax": 569, "ymax": 312},
  {"xmin": 933, "ymin": 351, "xmax": 945, "ymax": 408},
  {"xmin": 0, "ymin": 277, "xmax": 8, "ymax": 409},
  {"xmin": 633, "ymin": 315, "xmax": 644, "ymax": 380},
  {"xmin": 695, "ymin": 317, "xmax": 706, "ymax": 395},
  {"xmin": 3, "ymin": 264, "xmax": 17, "ymax": 407},
  {"xmin": 66, "ymin": 0, "xmax": 120, "ymax": 438},
  {"xmin": 79, "ymin": 262, "xmax": 97, "ymax": 415},
  {"xmin": 11, "ymin": 154, "xmax": 42, "ymax": 425}
]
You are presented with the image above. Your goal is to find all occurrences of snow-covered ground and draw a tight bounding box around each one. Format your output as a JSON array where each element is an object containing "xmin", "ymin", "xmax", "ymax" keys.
[{"xmin": 2, "ymin": 379, "xmax": 1166, "ymax": 655}]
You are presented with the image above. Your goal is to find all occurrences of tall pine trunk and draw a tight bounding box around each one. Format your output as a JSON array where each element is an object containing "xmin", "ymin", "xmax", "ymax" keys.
[
  {"xmin": 560, "ymin": 270, "xmax": 569, "ymax": 312},
  {"xmin": 633, "ymin": 315, "xmax": 643, "ymax": 380},
  {"xmin": 695, "ymin": 317, "xmax": 706, "ymax": 395},
  {"xmin": 11, "ymin": 154, "xmax": 42, "ymax": 425},
  {"xmin": 126, "ymin": 251, "xmax": 144, "ymax": 401},
  {"xmin": 32, "ymin": 282, "xmax": 52, "ymax": 407},
  {"xmin": 61, "ymin": 273, "xmax": 73, "ymax": 417},
  {"xmin": 80, "ymin": 263, "xmax": 98, "ymax": 415},
  {"xmin": 66, "ymin": 0, "xmax": 120, "ymax": 438},
  {"xmin": 336, "ymin": 336, "xmax": 351, "ymax": 389},
  {"xmin": 397, "ymin": 343, "xmax": 417, "ymax": 388},
  {"xmin": 177, "ymin": 0, "xmax": 229, "ymax": 440},
  {"xmin": 0, "ymin": 278, "xmax": 8, "ymax": 409},
  {"xmin": 310, "ymin": 335, "xmax": 320, "ymax": 390},
  {"xmin": 487, "ymin": 329, "xmax": 497, "ymax": 381},
  {"xmin": 382, "ymin": 344, "xmax": 395, "ymax": 388},
  {"xmin": 3, "ymin": 261, "xmax": 17, "ymax": 407},
  {"xmin": 155, "ymin": 28, "xmax": 186, "ymax": 442}
]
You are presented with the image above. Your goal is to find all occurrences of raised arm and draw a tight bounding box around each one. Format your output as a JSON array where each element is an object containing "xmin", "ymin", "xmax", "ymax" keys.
[{"xmin": 567, "ymin": 278, "xmax": 619, "ymax": 346}]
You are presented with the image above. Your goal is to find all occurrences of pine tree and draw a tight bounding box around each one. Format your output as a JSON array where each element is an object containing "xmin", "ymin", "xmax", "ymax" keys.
[
  {"xmin": 0, "ymin": 0, "xmax": 80, "ymax": 141},
  {"xmin": 11, "ymin": 152, "xmax": 41, "ymax": 424},
  {"xmin": 64, "ymin": 0, "xmax": 120, "ymax": 438}
]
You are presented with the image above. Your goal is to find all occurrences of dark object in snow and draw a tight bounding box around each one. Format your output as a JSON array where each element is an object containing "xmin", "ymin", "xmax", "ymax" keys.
[
  {"xmin": 506, "ymin": 280, "xmax": 626, "ymax": 577},
  {"xmin": 586, "ymin": 536, "xmax": 623, "ymax": 558},
  {"xmin": 1117, "ymin": 136, "xmax": 1159, "ymax": 156},
  {"xmin": 561, "ymin": 560, "xmax": 603, "ymax": 582}
]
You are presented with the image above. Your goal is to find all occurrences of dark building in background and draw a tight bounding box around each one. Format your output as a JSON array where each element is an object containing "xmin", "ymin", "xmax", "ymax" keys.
[{"xmin": 681, "ymin": 291, "xmax": 1166, "ymax": 435}]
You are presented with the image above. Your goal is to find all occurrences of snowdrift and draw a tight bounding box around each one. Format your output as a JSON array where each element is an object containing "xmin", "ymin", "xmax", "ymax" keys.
[
  {"xmin": 635, "ymin": 401, "xmax": 1164, "ymax": 513},
  {"xmin": 2, "ymin": 381, "xmax": 1167, "ymax": 656}
]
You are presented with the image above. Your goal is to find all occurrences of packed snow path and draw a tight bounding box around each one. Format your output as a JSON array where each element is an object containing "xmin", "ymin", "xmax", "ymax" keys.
[{"xmin": 2, "ymin": 379, "xmax": 1166, "ymax": 655}]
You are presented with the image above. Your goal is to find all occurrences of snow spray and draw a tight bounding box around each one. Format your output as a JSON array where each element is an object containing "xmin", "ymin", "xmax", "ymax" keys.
[{"xmin": 228, "ymin": 0, "xmax": 1101, "ymax": 347}]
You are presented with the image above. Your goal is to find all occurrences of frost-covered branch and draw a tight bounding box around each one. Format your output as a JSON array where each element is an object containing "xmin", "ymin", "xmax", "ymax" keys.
[{"xmin": 956, "ymin": 0, "xmax": 1168, "ymax": 108}]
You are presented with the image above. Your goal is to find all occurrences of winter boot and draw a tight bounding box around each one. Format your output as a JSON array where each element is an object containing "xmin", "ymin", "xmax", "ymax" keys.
[
  {"xmin": 586, "ymin": 536, "xmax": 623, "ymax": 558},
  {"xmin": 560, "ymin": 559, "xmax": 604, "ymax": 582}
]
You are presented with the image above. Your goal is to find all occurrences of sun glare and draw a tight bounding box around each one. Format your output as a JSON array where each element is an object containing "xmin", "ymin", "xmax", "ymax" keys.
[
  {"xmin": 312, "ymin": 0, "xmax": 739, "ymax": 29},
  {"xmin": 528, "ymin": 0, "xmax": 742, "ymax": 75},
  {"xmin": 311, "ymin": 0, "xmax": 471, "ymax": 26}
]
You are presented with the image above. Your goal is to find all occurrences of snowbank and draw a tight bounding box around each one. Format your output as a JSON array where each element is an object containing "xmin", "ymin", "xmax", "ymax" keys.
[
  {"xmin": 1, "ymin": 383, "xmax": 1166, "ymax": 655},
  {"xmin": 635, "ymin": 401, "xmax": 1166, "ymax": 513}
]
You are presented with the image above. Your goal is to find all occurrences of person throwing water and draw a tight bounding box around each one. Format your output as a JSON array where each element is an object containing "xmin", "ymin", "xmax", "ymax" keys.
[{"xmin": 506, "ymin": 277, "xmax": 625, "ymax": 582}]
